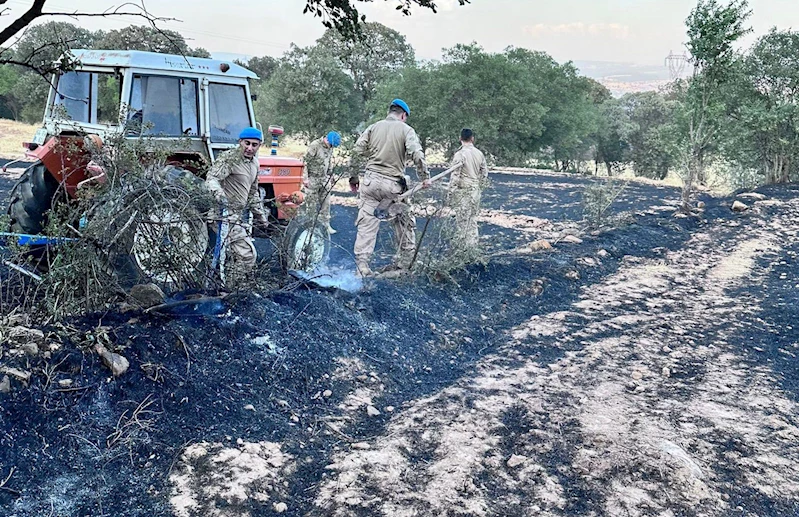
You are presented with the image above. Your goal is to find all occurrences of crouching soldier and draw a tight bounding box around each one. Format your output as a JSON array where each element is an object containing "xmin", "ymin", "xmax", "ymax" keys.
[
  {"xmin": 446, "ymin": 128, "xmax": 488, "ymax": 256},
  {"xmin": 205, "ymin": 127, "xmax": 270, "ymax": 286},
  {"xmin": 303, "ymin": 131, "xmax": 341, "ymax": 234}
]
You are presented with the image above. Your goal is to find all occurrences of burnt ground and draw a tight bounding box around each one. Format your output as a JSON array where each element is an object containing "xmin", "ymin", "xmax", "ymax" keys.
[{"xmin": 1, "ymin": 161, "xmax": 799, "ymax": 516}]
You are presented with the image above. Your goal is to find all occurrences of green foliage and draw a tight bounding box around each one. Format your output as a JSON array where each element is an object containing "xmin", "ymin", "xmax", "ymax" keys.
[
  {"xmin": 316, "ymin": 22, "xmax": 415, "ymax": 107},
  {"xmin": 257, "ymin": 44, "xmax": 363, "ymax": 139},
  {"xmin": 94, "ymin": 26, "xmax": 209, "ymax": 57},
  {"xmin": 236, "ymin": 56, "xmax": 279, "ymax": 81},
  {"xmin": 620, "ymin": 91, "xmax": 679, "ymax": 179},
  {"xmin": 0, "ymin": 65, "xmax": 21, "ymax": 118}
]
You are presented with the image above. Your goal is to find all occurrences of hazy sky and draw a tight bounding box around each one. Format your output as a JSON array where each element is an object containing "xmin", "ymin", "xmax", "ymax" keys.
[{"xmin": 8, "ymin": 0, "xmax": 799, "ymax": 65}]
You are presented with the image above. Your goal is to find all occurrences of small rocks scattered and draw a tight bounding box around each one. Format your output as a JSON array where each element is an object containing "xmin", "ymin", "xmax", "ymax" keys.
[
  {"xmin": 565, "ymin": 270, "xmax": 580, "ymax": 280},
  {"xmin": 129, "ymin": 283, "xmax": 166, "ymax": 308},
  {"xmin": 243, "ymin": 404, "xmax": 256, "ymax": 412},
  {"xmin": 631, "ymin": 370, "xmax": 644, "ymax": 381},
  {"xmin": 21, "ymin": 343, "xmax": 39, "ymax": 356},
  {"xmin": 0, "ymin": 375, "xmax": 10, "ymax": 393},
  {"xmin": 323, "ymin": 389, "xmax": 333, "ymax": 398},
  {"xmin": 528, "ymin": 239, "xmax": 552, "ymax": 252},
  {"xmin": 273, "ymin": 502, "xmax": 288, "ymax": 513},
  {"xmin": 737, "ymin": 192, "xmax": 766, "ymax": 201},
  {"xmin": 352, "ymin": 442, "xmax": 371, "ymax": 450},
  {"xmin": 7, "ymin": 326, "xmax": 45, "ymax": 347},
  {"xmin": 1, "ymin": 367, "xmax": 31, "ymax": 383},
  {"xmin": 561, "ymin": 235, "xmax": 583, "ymax": 244},
  {"xmin": 731, "ymin": 200, "xmax": 749, "ymax": 212},
  {"xmin": 507, "ymin": 454, "xmax": 528, "ymax": 468},
  {"xmin": 95, "ymin": 344, "xmax": 130, "ymax": 377},
  {"xmin": 366, "ymin": 405, "xmax": 381, "ymax": 417},
  {"xmin": 596, "ymin": 249, "xmax": 610, "ymax": 258},
  {"xmin": 58, "ymin": 379, "xmax": 73, "ymax": 388},
  {"xmin": 662, "ymin": 367, "xmax": 671, "ymax": 378}
]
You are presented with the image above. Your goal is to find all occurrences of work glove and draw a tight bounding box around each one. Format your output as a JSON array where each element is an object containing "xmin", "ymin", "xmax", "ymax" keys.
[{"xmin": 349, "ymin": 176, "xmax": 360, "ymax": 193}]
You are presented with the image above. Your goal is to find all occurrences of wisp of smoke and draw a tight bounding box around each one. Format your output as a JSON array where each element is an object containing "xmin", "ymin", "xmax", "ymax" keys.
[{"xmin": 290, "ymin": 265, "xmax": 363, "ymax": 292}]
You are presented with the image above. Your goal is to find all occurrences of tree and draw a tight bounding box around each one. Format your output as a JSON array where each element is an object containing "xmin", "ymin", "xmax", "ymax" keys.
[
  {"xmin": 0, "ymin": 64, "xmax": 21, "ymax": 118},
  {"xmin": 95, "ymin": 25, "xmax": 209, "ymax": 57},
  {"xmin": 236, "ymin": 56, "xmax": 279, "ymax": 81},
  {"xmin": 620, "ymin": 91, "xmax": 679, "ymax": 180},
  {"xmin": 679, "ymin": 0, "xmax": 751, "ymax": 209},
  {"xmin": 593, "ymin": 96, "xmax": 634, "ymax": 176},
  {"xmin": 316, "ymin": 22, "xmax": 415, "ymax": 109},
  {"xmin": 258, "ymin": 44, "xmax": 363, "ymax": 139},
  {"xmin": 722, "ymin": 29, "xmax": 799, "ymax": 184}
]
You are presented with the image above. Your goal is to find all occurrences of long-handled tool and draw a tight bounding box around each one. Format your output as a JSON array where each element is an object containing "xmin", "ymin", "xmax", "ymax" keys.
[{"xmin": 373, "ymin": 163, "xmax": 462, "ymax": 220}]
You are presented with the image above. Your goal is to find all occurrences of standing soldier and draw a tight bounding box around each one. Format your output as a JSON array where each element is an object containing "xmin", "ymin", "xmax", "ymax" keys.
[
  {"xmin": 353, "ymin": 99, "xmax": 430, "ymax": 277},
  {"xmin": 303, "ymin": 131, "xmax": 341, "ymax": 234},
  {"xmin": 447, "ymin": 128, "xmax": 488, "ymax": 255},
  {"xmin": 205, "ymin": 127, "xmax": 270, "ymax": 285}
]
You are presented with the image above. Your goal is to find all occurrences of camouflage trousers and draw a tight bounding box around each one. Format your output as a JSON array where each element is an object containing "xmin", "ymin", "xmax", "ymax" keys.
[
  {"xmin": 354, "ymin": 171, "xmax": 416, "ymax": 270},
  {"xmin": 304, "ymin": 176, "xmax": 333, "ymax": 226},
  {"xmin": 215, "ymin": 211, "xmax": 256, "ymax": 287},
  {"xmin": 447, "ymin": 186, "xmax": 482, "ymax": 252}
]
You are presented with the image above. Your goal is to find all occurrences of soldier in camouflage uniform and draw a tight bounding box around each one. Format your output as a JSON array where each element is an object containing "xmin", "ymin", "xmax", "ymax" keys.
[
  {"xmin": 353, "ymin": 99, "xmax": 430, "ymax": 277},
  {"xmin": 447, "ymin": 128, "xmax": 488, "ymax": 255},
  {"xmin": 205, "ymin": 127, "xmax": 269, "ymax": 285},
  {"xmin": 303, "ymin": 131, "xmax": 341, "ymax": 234}
]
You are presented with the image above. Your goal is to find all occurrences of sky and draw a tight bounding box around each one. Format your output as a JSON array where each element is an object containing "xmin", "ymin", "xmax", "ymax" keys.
[{"xmin": 6, "ymin": 0, "xmax": 799, "ymax": 67}]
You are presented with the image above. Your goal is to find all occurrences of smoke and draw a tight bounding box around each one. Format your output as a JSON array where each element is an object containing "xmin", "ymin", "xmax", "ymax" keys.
[{"xmin": 290, "ymin": 265, "xmax": 363, "ymax": 293}]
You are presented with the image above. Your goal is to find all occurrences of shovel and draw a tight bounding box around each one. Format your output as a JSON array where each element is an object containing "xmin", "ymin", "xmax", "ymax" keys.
[{"xmin": 373, "ymin": 163, "xmax": 462, "ymax": 220}]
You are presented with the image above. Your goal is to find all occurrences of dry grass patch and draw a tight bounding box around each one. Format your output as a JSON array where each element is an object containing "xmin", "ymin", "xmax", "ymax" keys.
[{"xmin": 0, "ymin": 119, "xmax": 39, "ymax": 159}]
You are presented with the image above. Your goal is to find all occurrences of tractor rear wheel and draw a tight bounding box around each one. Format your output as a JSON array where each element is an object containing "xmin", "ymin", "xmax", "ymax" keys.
[
  {"xmin": 8, "ymin": 162, "xmax": 60, "ymax": 235},
  {"xmin": 281, "ymin": 216, "xmax": 330, "ymax": 272}
]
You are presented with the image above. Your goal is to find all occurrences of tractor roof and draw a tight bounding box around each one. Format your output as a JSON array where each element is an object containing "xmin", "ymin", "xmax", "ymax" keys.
[{"xmin": 67, "ymin": 49, "xmax": 258, "ymax": 79}]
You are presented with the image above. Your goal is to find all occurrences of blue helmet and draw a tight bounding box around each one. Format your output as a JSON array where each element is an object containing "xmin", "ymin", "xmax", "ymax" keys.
[
  {"xmin": 390, "ymin": 98, "xmax": 410, "ymax": 116},
  {"xmin": 326, "ymin": 131, "xmax": 342, "ymax": 147},
  {"xmin": 239, "ymin": 127, "xmax": 263, "ymax": 141}
]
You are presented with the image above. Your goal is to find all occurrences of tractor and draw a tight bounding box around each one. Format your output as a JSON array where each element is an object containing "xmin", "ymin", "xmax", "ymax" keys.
[{"xmin": 4, "ymin": 49, "xmax": 330, "ymax": 287}]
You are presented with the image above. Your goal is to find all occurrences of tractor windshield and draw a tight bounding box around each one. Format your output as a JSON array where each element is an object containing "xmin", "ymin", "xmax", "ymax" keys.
[
  {"xmin": 128, "ymin": 75, "xmax": 200, "ymax": 137},
  {"xmin": 53, "ymin": 71, "xmax": 120, "ymax": 125},
  {"xmin": 209, "ymin": 83, "xmax": 251, "ymax": 143}
]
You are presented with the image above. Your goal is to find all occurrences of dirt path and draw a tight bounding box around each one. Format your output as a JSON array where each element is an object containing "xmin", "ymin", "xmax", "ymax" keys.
[{"xmin": 311, "ymin": 196, "xmax": 799, "ymax": 516}]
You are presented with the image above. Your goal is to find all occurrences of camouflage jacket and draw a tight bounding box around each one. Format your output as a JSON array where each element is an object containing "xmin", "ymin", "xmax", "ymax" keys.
[
  {"xmin": 354, "ymin": 114, "xmax": 428, "ymax": 180},
  {"xmin": 205, "ymin": 148, "xmax": 267, "ymax": 225},
  {"xmin": 450, "ymin": 143, "xmax": 488, "ymax": 189}
]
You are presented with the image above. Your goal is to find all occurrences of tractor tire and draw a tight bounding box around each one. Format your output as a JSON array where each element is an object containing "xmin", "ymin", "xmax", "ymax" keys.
[
  {"xmin": 8, "ymin": 162, "xmax": 60, "ymax": 235},
  {"xmin": 281, "ymin": 216, "xmax": 330, "ymax": 272},
  {"xmin": 106, "ymin": 166, "xmax": 210, "ymax": 290}
]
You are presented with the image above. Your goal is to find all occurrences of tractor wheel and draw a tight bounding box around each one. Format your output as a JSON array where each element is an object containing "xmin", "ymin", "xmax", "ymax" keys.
[
  {"xmin": 107, "ymin": 167, "xmax": 210, "ymax": 289},
  {"xmin": 8, "ymin": 162, "xmax": 60, "ymax": 235},
  {"xmin": 281, "ymin": 216, "xmax": 330, "ymax": 272}
]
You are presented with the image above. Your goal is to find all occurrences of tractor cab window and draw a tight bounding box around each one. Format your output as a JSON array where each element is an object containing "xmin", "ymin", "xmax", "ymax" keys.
[
  {"xmin": 209, "ymin": 83, "xmax": 251, "ymax": 143},
  {"xmin": 53, "ymin": 71, "xmax": 120, "ymax": 125},
  {"xmin": 128, "ymin": 75, "xmax": 199, "ymax": 137}
]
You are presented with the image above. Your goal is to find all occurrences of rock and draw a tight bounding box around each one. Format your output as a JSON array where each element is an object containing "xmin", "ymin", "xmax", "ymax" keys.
[
  {"xmin": 507, "ymin": 454, "xmax": 528, "ymax": 468},
  {"xmin": 385, "ymin": 406, "xmax": 395, "ymax": 412},
  {"xmin": 0, "ymin": 375, "xmax": 10, "ymax": 393},
  {"xmin": 352, "ymin": 442, "xmax": 371, "ymax": 450},
  {"xmin": 565, "ymin": 270, "xmax": 580, "ymax": 280},
  {"xmin": 596, "ymin": 249, "xmax": 610, "ymax": 258},
  {"xmin": 731, "ymin": 200, "xmax": 749, "ymax": 212},
  {"xmin": 95, "ymin": 345, "xmax": 129, "ymax": 377},
  {"xmin": 631, "ymin": 370, "xmax": 644, "ymax": 381},
  {"xmin": 8, "ymin": 326, "xmax": 45, "ymax": 347},
  {"xmin": 561, "ymin": 235, "xmax": 583, "ymax": 244},
  {"xmin": 662, "ymin": 367, "xmax": 671, "ymax": 378},
  {"xmin": 529, "ymin": 217, "xmax": 549, "ymax": 228},
  {"xmin": 696, "ymin": 201, "xmax": 706, "ymax": 209},
  {"xmin": 737, "ymin": 192, "xmax": 766, "ymax": 201},
  {"xmin": 0, "ymin": 367, "xmax": 31, "ymax": 383},
  {"xmin": 21, "ymin": 343, "xmax": 39, "ymax": 356},
  {"xmin": 662, "ymin": 346, "xmax": 673, "ymax": 353},
  {"xmin": 528, "ymin": 239, "xmax": 552, "ymax": 252},
  {"xmin": 129, "ymin": 283, "xmax": 166, "ymax": 308},
  {"xmin": 243, "ymin": 404, "xmax": 256, "ymax": 412},
  {"xmin": 273, "ymin": 502, "xmax": 288, "ymax": 513},
  {"xmin": 323, "ymin": 389, "xmax": 333, "ymax": 398},
  {"xmin": 366, "ymin": 405, "xmax": 381, "ymax": 417},
  {"xmin": 58, "ymin": 379, "xmax": 73, "ymax": 388}
]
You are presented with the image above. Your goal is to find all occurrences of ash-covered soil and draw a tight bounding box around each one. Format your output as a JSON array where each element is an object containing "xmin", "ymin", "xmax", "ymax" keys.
[{"xmin": 2, "ymin": 163, "xmax": 799, "ymax": 517}]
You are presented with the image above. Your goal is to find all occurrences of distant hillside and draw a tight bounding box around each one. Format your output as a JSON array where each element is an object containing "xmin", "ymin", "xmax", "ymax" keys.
[{"xmin": 573, "ymin": 60, "xmax": 681, "ymax": 97}]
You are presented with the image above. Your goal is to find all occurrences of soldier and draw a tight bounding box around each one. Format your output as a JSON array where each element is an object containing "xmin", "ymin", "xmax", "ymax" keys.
[
  {"xmin": 447, "ymin": 128, "xmax": 488, "ymax": 255},
  {"xmin": 353, "ymin": 98, "xmax": 430, "ymax": 277},
  {"xmin": 303, "ymin": 131, "xmax": 341, "ymax": 234},
  {"xmin": 205, "ymin": 127, "xmax": 270, "ymax": 285}
]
